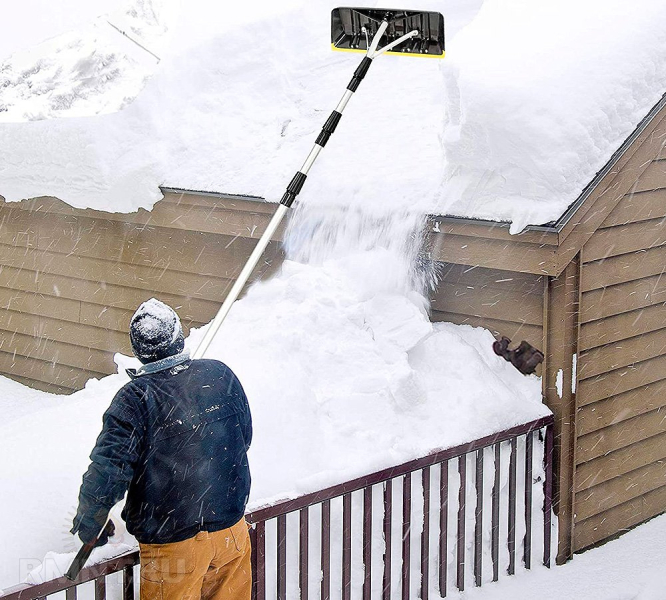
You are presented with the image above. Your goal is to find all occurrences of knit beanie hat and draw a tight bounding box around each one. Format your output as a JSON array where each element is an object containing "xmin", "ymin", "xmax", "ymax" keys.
[{"xmin": 129, "ymin": 298, "xmax": 185, "ymax": 364}]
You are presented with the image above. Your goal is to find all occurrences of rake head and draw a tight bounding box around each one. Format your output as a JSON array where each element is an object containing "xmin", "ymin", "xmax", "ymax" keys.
[{"xmin": 331, "ymin": 7, "xmax": 445, "ymax": 57}]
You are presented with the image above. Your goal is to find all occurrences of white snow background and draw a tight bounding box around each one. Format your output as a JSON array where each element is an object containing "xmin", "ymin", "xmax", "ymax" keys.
[
  {"xmin": 2, "ymin": 0, "xmax": 666, "ymax": 228},
  {"xmin": 0, "ymin": 0, "xmax": 665, "ymax": 596}
]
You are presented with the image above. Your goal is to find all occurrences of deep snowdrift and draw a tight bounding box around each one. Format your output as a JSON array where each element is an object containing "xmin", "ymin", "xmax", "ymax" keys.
[
  {"xmin": 0, "ymin": 208, "xmax": 549, "ymax": 589},
  {"xmin": 1, "ymin": 0, "xmax": 666, "ymax": 229},
  {"xmin": 439, "ymin": 0, "xmax": 666, "ymax": 232}
]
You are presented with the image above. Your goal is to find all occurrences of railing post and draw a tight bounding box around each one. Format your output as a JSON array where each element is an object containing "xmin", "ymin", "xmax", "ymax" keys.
[
  {"xmin": 382, "ymin": 480, "xmax": 393, "ymax": 600},
  {"xmin": 122, "ymin": 565, "xmax": 133, "ymax": 600},
  {"xmin": 250, "ymin": 521, "xmax": 266, "ymax": 600},
  {"xmin": 524, "ymin": 431, "xmax": 534, "ymax": 569},
  {"xmin": 402, "ymin": 473, "xmax": 412, "ymax": 600},
  {"xmin": 456, "ymin": 455, "xmax": 466, "ymax": 592},
  {"xmin": 439, "ymin": 461, "xmax": 449, "ymax": 598},
  {"xmin": 474, "ymin": 449, "xmax": 484, "ymax": 587},
  {"xmin": 544, "ymin": 424, "xmax": 554, "ymax": 568},
  {"xmin": 363, "ymin": 486, "xmax": 373, "ymax": 600},
  {"xmin": 421, "ymin": 466, "xmax": 431, "ymax": 600}
]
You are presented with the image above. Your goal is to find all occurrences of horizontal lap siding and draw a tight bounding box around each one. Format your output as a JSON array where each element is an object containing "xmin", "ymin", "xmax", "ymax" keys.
[
  {"xmin": 573, "ymin": 172, "xmax": 666, "ymax": 552},
  {"xmin": 430, "ymin": 263, "xmax": 545, "ymax": 353},
  {"xmin": 0, "ymin": 193, "xmax": 282, "ymax": 393}
]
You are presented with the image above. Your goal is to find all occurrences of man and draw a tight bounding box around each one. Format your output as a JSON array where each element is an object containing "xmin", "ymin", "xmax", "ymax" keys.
[{"xmin": 71, "ymin": 298, "xmax": 252, "ymax": 599}]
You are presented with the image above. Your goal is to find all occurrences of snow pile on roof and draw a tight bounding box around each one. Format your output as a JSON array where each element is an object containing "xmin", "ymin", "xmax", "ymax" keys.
[
  {"xmin": 0, "ymin": 0, "xmax": 470, "ymax": 213},
  {"xmin": 1, "ymin": 0, "xmax": 666, "ymax": 227},
  {"xmin": 438, "ymin": 0, "xmax": 666, "ymax": 232},
  {"xmin": 0, "ymin": 0, "xmax": 176, "ymax": 122}
]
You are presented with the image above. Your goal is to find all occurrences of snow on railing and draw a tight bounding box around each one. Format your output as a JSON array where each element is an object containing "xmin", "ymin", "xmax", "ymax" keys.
[{"xmin": 0, "ymin": 415, "xmax": 554, "ymax": 599}]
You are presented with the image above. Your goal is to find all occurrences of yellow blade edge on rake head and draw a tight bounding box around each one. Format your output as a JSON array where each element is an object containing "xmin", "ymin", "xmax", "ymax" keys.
[
  {"xmin": 331, "ymin": 43, "xmax": 445, "ymax": 59},
  {"xmin": 331, "ymin": 7, "xmax": 445, "ymax": 58}
]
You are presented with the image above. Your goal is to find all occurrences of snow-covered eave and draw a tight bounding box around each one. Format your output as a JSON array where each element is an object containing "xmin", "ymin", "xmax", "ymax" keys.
[{"xmin": 426, "ymin": 90, "xmax": 666, "ymax": 277}]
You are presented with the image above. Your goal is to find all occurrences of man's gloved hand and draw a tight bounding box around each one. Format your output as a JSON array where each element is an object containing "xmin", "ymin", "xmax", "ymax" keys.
[{"xmin": 78, "ymin": 519, "xmax": 116, "ymax": 548}]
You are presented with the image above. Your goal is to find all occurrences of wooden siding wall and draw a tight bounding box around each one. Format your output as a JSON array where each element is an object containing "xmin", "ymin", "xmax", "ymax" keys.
[
  {"xmin": 572, "ymin": 159, "xmax": 666, "ymax": 552},
  {"xmin": 429, "ymin": 262, "xmax": 545, "ymax": 354},
  {"xmin": 0, "ymin": 192, "xmax": 283, "ymax": 394}
]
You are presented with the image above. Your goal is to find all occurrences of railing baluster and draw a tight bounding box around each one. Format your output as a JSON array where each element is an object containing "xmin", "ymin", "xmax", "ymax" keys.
[
  {"xmin": 363, "ymin": 486, "xmax": 372, "ymax": 600},
  {"xmin": 402, "ymin": 473, "xmax": 412, "ymax": 600},
  {"xmin": 95, "ymin": 575, "xmax": 106, "ymax": 600},
  {"xmin": 508, "ymin": 437, "xmax": 517, "ymax": 575},
  {"xmin": 300, "ymin": 507, "xmax": 309, "ymax": 600},
  {"xmin": 439, "ymin": 461, "xmax": 448, "ymax": 598},
  {"xmin": 421, "ymin": 467, "xmax": 431, "ymax": 600},
  {"xmin": 474, "ymin": 449, "xmax": 484, "ymax": 587},
  {"xmin": 321, "ymin": 499, "xmax": 331, "ymax": 600},
  {"xmin": 456, "ymin": 455, "xmax": 466, "ymax": 592},
  {"xmin": 524, "ymin": 431, "xmax": 534, "ymax": 569},
  {"xmin": 382, "ymin": 479, "xmax": 393, "ymax": 600},
  {"xmin": 491, "ymin": 443, "xmax": 500, "ymax": 582},
  {"xmin": 122, "ymin": 565, "xmax": 133, "ymax": 600},
  {"xmin": 277, "ymin": 514, "xmax": 287, "ymax": 600},
  {"xmin": 251, "ymin": 521, "xmax": 266, "ymax": 600},
  {"xmin": 342, "ymin": 493, "xmax": 352, "ymax": 600},
  {"xmin": 544, "ymin": 424, "xmax": 554, "ymax": 568}
]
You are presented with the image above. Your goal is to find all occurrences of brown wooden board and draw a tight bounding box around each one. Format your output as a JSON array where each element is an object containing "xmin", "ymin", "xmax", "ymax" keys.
[
  {"xmin": 429, "ymin": 310, "xmax": 544, "ymax": 353},
  {"xmin": 579, "ymin": 302, "xmax": 665, "ymax": 351},
  {"xmin": 576, "ymin": 406, "xmax": 666, "ymax": 464},
  {"xmin": 0, "ymin": 328, "xmax": 114, "ymax": 373},
  {"xmin": 7, "ymin": 373, "xmax": 74, "ymax": 394},
  {"xmin": 601, "ymin": 189, "xmax": 666, "ymax": 228},
  {"xmin": 9, "ymin": 193, "xmax": 285, "ymax": 241},
  {"xmin": 0, "ymin": 348, "xmax": 105, "ymax": 390},
  {"xmin": 577, "ymin": 327, "xmax": 666, "ymax": 380},
  {"xmin": 580, "ymin": 274, "xmax": 666, "ymax": 323},
  {"xmin": 575, "ymin": 430, "xmax": 666, "ymax": 493},
  {"xmin": 0, "ymin": 264, "xmax": 221, "ymax": 322},
  {"xmin": 583, "ymin": 217, "xmax": 666, "ymax": 262},
  {"xmin": 430, "ymin": 282, "xmax": 543, "ymax": 327},
  {"xmin": 574, "ymin": 484, "xmax": 666, "ymax": 552},
  {"xmin": 434, "ymin": 262, "xmax": 545, "ymax": 295},
  {"xmin": 426, "ymin": 232, "xmax": 558, "ymax": 276},
  {"xmin": 0, "ymin": 242, "xmax": 238, "ymax": 303},
  {"xmin": 0, "ymin": 308, "xmax": 127, "ymax": 352},
  {"xmin": 575, "ymin": 459, "xmax": 666, "ymax": 522},
  {"xmin": 632, "ymin": 159, "xmax": 666, "ymax": 193},
  {"xmin": 577, "ymin": 378, "xmax": 666, "ymax": 436},
  {"xmin": 577, "ymin": 353, "xmax": 666, "ymax": 406},
  {"xmin": 581, "ymin": 244, "xmax": 666, "ymax": 293},
  {"xmin": 426, "ymin": 217, "xmax": 559, "ymax": 246}
]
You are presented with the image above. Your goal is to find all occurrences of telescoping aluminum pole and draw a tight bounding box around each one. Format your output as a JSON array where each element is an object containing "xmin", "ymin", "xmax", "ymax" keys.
[{"xmin": 193, "ymin": 9, "xmax": 444, "ymax": 359}]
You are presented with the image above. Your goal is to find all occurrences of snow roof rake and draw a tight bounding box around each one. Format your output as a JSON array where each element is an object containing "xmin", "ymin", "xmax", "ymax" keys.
[{"xmin": 192, "ymin": 7, "xmax": 445, "ymax": 358}]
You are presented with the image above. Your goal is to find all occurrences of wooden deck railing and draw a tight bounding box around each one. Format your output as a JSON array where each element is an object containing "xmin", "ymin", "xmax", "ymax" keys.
[{"xmin": 0, "ymin": 414, "xmax": 554, "ymax": 599}]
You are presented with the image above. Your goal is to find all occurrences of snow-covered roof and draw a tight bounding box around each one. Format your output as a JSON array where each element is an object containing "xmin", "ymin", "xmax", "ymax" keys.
[{"xmin": 1, "ymin": 0, "xmax": 665, "ymax": 231}]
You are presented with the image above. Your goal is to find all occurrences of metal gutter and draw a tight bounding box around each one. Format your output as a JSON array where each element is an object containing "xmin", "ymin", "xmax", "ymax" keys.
[{"xmin": 160, "ymin": 186, "xmax": 268, "ymax": 203}]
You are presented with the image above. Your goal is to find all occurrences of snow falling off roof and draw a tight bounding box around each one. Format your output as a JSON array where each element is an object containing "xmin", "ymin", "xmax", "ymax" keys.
[{"xmin": 0, "ymin": 0, "xmax": 665, "ymax": 228}]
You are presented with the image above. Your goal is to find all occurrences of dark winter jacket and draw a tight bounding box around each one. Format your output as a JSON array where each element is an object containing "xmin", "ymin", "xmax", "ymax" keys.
[{"xmin": 72, "ymin": 354, "xmax": 252, "ymax": 545}]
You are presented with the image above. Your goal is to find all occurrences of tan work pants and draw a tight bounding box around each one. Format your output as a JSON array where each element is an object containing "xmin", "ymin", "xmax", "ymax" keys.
[{"xmin": 139, "ymin": 518, "xmax": 252, "ymax": 600}]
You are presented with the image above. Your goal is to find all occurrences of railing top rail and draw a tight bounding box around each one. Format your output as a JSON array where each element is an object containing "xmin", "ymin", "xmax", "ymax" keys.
[
  {"xmin": 0, "ymin": 552, "xmax": 139, "ymax": 600},
  {"xmin": 247, "ymin": 414, "xmax": 553, "ymax": 523}
]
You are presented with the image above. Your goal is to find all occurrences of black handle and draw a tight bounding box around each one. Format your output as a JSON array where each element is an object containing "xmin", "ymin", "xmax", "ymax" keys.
[
  {"xmin": 65, "ymin": 540, "xmax": 97, "ymax": 581},
  {"xmin": 65, "ymin": 520, "xmax": 115, "ymax": 581}
]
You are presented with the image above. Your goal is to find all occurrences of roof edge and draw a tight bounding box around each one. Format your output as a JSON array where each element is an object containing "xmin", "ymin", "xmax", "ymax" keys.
[{"xmin": 552, "ymin": 91, "xmax": 666, "ymax": 232}]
